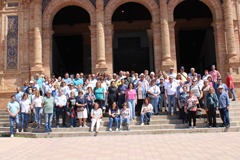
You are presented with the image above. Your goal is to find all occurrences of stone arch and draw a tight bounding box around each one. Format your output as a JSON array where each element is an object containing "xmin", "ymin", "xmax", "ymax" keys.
[
  {"xmin": 42, "ymin": 0, "xmax": 96, "ymax": 29},
  {"xmin": 104, "ymin": 0, "xmax": 160, "ymax": 25},
  {"xmin": 167, "ymin": 0, "xmax": 224, "ymax": 22}
]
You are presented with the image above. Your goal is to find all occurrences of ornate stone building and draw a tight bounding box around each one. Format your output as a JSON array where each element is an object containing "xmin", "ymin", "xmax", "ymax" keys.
[{"xmin": 0, "ymin": 0, "xmax": 240, "ymax": 107}]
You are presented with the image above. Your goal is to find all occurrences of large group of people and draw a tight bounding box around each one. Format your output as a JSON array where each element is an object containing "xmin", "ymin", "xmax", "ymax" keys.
[{"xmin": 7, "ymin": 65, "xmax": 235, "ymax": 137}]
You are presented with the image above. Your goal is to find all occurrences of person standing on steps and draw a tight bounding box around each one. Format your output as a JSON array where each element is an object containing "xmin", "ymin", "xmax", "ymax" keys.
[
  {"xmin": 226, "ymin": 72, "xmax": 236, "ymax": 101},
  {"xmin": 165, "ymin": 76, "xmax": 178, "ymax": 115},
  {"xmin": 7, "ymin": 95, "xmax": 20, "ymax": 138},
  {"xmin": 55, "ymin": 89, "xmax": 67, "ymax": 128}
]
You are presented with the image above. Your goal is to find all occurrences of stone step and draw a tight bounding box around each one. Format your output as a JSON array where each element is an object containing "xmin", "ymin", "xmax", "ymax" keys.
[
  {"xmin": 1, "ymin": 121, "xmax": 238, "ymax": 132},
  {"xmin": 1, "ymin": 126, "xmax": 239, "ymax": 138}
]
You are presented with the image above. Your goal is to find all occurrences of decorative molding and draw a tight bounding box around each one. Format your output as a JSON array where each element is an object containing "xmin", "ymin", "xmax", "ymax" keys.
[{"xmin": 7, "ymin": 16, "xmax": 18, "ymax": 69}]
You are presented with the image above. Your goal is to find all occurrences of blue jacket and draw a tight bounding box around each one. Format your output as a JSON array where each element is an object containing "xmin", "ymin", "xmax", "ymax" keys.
[
  {"xmin": 205, "ymin": 93, "xmax": 219, "ymax": 109},
  {"xmin": 135, "ymin": 87, "xmax": 146, "ymax": 99}
]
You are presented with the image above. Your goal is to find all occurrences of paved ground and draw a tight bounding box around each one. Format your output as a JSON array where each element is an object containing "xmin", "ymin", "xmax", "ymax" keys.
[{"xmin": 0, "ymin": 132, "xmax": 240, "ymax": 160}]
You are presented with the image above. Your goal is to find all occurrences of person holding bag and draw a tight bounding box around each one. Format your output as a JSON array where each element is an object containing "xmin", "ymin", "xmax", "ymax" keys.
[
  {"xmin": 76, "ymin": 91, "xmax": 87, "ymax": 127},
  {"xmin": 148, "ymin": 79, "xmax": 160, "ymax": 115},
  {"xmin": 84, "ymin": 86, "xmax": 95, "ymax": 122},
  {"xmin": 205, "ymin": 86, "xmax": 219, "ymax": 128},
  {"xmin": 20, "ymin": 93, "xmax": 31, "ymax": 132}
]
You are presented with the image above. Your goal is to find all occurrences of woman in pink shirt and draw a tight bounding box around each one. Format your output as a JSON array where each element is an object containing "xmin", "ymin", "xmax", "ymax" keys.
[{"xmin": 125, "ymin": 83, "xmax": 137, "ymax": 120}]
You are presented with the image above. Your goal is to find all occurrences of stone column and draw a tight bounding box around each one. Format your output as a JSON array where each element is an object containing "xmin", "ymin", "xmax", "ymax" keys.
[
  {"xmin": 105, "ymin": 24, "xmax": 114, "ymax": 74},
  {"xmin": 151, "ymin": 23, "xmax": 161, "ymax": 72},
  {"xmin": 95, "ymin": 0, "xmax": 107, "ymax": 73},
  {"xmin": 89, "ymin": 25, "xmax": 97, "ymax": 73},
  {"xmin": 147, "ymin": 29, "xmax": 154, "ymax": 71},
  {"xmin": 169, "ymin": 21, "xmax": 177, "ymax": 72},
  {"xmin": 31, "ymin": 0, "xmax": 43, "ymax": 76},
  {"xmin": 160, "ymin": 0, "xmax": 173, "ymax": 69},
  {"xmin": 223, "ymin": 0, "xmax": 238, "ymax": 62}
]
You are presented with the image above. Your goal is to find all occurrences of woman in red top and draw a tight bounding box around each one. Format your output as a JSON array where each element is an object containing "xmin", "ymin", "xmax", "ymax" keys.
[{"xmin": 226, "ymin": 72, "xmax": 236, "ymax": 101}]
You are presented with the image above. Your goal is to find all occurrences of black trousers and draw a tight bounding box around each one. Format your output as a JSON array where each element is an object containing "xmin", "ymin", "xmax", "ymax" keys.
[
  {"xmin": 95, "ymin": 99, "xmax": 103, "ymax": 109},
  {"xmin": 208, "ymin": 105, "xmax": 216, "ymax": 126},
  {"xmin": 188, "ymin": 111, "xmax": 196, "ymax": 127},
  {"xmin": 136, "ymin": 99, "xmax": 143, "ymax": 112},
  {"xmin": 180, "ymin": 106, "xmax": 187, "ymax": 123}
]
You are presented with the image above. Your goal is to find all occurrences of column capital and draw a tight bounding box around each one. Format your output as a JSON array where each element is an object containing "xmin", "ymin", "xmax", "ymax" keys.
[
  {"xmin": 89, "ymin": 25, "xmax": 97, "ymax": 31},
  {"xmin": 151, "ymin": 22, "xmax": 160, "ymax": 29},
  {"xmin": 104, "ymin": 24, "xmax": 114, "ymax": 30}
]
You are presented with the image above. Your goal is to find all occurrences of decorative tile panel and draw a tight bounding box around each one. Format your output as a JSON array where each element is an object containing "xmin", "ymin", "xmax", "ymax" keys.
[
  {"xmin": 42, "ymin": 0, "xmax": 52, "ymax": 13},
  {"xmin": 89, "ymin": 0, "xmax": 96, "ymax": 8},
  {"xmin": 7, "ymin": 16, "xmax": 18, "ymax": 69},
  {"xmin": 7, "ymin": 3, "xmax": 19, "ymax": 7}
]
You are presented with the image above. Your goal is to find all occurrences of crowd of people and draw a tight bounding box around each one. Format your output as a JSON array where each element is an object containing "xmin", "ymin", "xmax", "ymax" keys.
[{"xmin": 6, "ymin": 65, "xmax": 235, "ymax": 137}]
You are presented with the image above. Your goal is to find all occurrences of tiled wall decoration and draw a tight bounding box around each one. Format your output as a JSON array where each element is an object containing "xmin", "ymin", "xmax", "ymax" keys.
[{"xmin": 7, "ymin": 16, "xmax": 18, "ymax": 69}]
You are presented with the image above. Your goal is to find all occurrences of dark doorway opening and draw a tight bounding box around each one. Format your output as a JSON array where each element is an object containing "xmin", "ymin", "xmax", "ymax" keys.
[
  {"xmin": 112, "ymin": 2, "xmax": 152, "ymax": 73},
  {"xmin": 52, "ymin": 6, "xmax": 90, "ymax": 77},
  {"xmin": 174, "ymin": 0, "xmax": 216, "ymax": 74}
]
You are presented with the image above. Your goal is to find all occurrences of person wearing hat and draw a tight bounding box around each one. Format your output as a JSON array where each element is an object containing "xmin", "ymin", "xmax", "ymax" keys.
[
  {"xmin": 158, "ymin": 77, "xmax": 167, "ymax": 112},
  {"xmin": 118, "ymin": 78, "xmax": 128, "ymax": 109},
  {"xmin": 188, "ymin": 68, "xmax": 197, "ymax": 80},
  {"xmin": 165, "ymin": 76, "xmax": 178, "ymax": 115},
  {"xmin": 218, "ymin": 85, "xmax": 231, "ymax": 128},
  {"xmin": 139, "ymin": 73, "xmax": 149, "ymax": 94},
  {"xmin": 167, "ymin": 67, "xmax": 177, "ymax": 79},
  {"xmin": 148, "ymin": 79, "xmax": 160, "ymax": 115},
  {"xmin": 124, "ymin": 71, "xmax": 133, "ymax": 86},
  {"xmin": 179, "ymin": 66, "xmax": 187, "ymax": 82},
  {"xmin": 209, "ymin": 65, "xmax": 220, "ymax": 82},
  {"xmin": 24, "ymin": 80, "xmax": 37, "ymax": 93},
  {"xmin": 202, "ymin": 70, "xmax": 210, "ymax": 81},
  {"xmin": 205, "ymin": 86, "xmax": 218, "ymax": 128},
  {"xmin": 214, "ymin": 77, "xmax": 228, "ymax": 98},
  {"xmin": 226, "ymin": 72, "xmax": 236, "ymax": 101}
]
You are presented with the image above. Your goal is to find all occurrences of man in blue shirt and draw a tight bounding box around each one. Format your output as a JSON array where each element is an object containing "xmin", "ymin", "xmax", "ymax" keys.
[
  {"xmin": 35, "ymin": 73, "xmax": 45, "ymax": 94},
  {"xmin": 73, "ymin": 73, "xmax": 83, "ymax": 87},
  {"xmin": 118, "ymin": 78, "xmax": 128, "ymax": 109},
  {"xmin": 24, "ymin": 81, "xmax": 37, "ymax": 93},
  {"xmin": 7, "ymin": 95, "xmax": 20, "ymax": 137},
  {"xmin": 214, "ymin": 77, "xmax": 228, "ymax": 97},
  {"xmin": 218, "ymin": 86, "xmax": 231, "ymax": 128},
  {"xmin": 62, "ymin": 73, "xmax": 72, "ymax": 85},
  {"xmin": 15, "ymin": 87, "xmax": 23, "ymax": 103}
]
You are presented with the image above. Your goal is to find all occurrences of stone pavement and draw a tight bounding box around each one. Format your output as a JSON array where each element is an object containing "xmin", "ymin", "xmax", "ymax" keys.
[{"xmin": 0, "ymin": 132, "xmax": 240, "ymax": 160}]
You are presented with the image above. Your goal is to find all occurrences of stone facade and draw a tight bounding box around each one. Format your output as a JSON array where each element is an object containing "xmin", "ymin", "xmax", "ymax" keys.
[{"xmin": 0, "ymin": 0, "xmax": 240, "ymax": 108}]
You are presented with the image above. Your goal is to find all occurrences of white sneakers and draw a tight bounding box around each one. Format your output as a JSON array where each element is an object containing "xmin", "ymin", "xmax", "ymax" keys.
[
  {"xmin": 141, "ymin": 123, "xmax": 144, "ymax": 126},
  {"xmin": 16, "ymin": 129, "xmax": 19, "ymax": 133},
  {"xmin": 109, "ymin": 128, "xmax": 112, "ymax": 132},
  {"xmin": 10, "ymin": 134, "xmax": 14, "ymax": 138},
  {"xmin": 116, "ymin": 128, "xmax": 119, "ymax": 132}
]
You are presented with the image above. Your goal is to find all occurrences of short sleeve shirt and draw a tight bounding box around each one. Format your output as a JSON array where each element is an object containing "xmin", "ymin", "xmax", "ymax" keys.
[
  {"xmin": 94, "ymin": 87, "xmax": 105, "ymax": 100},
  {"xmin": 20, "ymin": 99, "xmax": 31, "ymax": 113},
  {"xmin": 68, "ymin": 98, "xmax": 76, "ymax": 108},
  {"xmin": 91, "ymin": 108, "xmax": 102, "ymax": 118},
  {"xmin": 118, "ymin": 84, "xmax": 128, "ymax": 96},
  {"xmin": 209, "ymin": 70, "xmax": 220, "ymax": 82},
  {"xmin": 165, "ymin": 82, "xmax": 178, "ymax": 95},
  {"xmin": 42, "ymin": 97, "xmax": 55, "ymax": 113},
  {"xmin": 7, "ymin": 102, "xmax": 20, "ymax": 115},
  {"xmin": 125, "ymin": 89, "xmax": 137, "ymax": 100}
]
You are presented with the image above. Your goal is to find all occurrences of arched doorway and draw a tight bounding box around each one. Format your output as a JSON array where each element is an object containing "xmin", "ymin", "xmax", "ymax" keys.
[
  {"xmin": 52, "ymin": 5, "xmax": 91, "ymax": 77},
  {"xmin": 174, "ymin": 0, "xmax": 217, "ymax": 74},
  {"xmin": 111, "ymin": 2, "xmax": 152, "ymax": 73}
]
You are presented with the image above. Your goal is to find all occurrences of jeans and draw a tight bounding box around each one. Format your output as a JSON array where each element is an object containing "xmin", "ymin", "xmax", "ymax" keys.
[
  {"xmin": 118, "ymin": 96, "xmax": 125, "ymax": 109},
  {"xmin": 208, "ymin": 105, "xmax": 216, "ymax": 126},
  {"xmin": 230, "ymin": 88, "xmax": 236, "ymax": 100},
  {"xmin": 150, "ymin": 96, "xmax": 159, "ymax": 114},
  {"xmin": 219, "ymin": 107, "xmax": 230, "ymax": 126},
  {"xmin": 9, "ymin": 114, "xmax": 19, "ymax": 135},
  {"xmin": 44, "ymin": 113, "xmax": 53, "ymax": 131},
  {"xmin": 35, "ymin": 107, "xmax": 43, "ymax": 125},
  {"xmin": 102, "ymin": 93, "xmax": 108, "ymax": 109},
  {"xmin": 141, "ymin": 112, "xmax": 152, "ymax": 123},
  {"xmin": 120, "ymin": 117, "xmax": 130, "ymax": 125},
  {"xmin": 168, "ymin": 95, "xmax": 176, "ymax": 114},
  {"xmin": 160, "ymin": 94, "xmax": 167, "ymax": 110},
  {"xmin": 53, "ymin": 105, "xmax": 57, "ymax": 118},
  {"xmin": 70, "ymin": 108, "xmax": 77, "ymax": 127},
  {"xmin": 29, "ymin": 108, "xmax": 37, "ymax": 122},
  {"xmin": 178, "ymin": 102, "xmax": 183, "ymax": 119},
  {"xmin": 21, "ymin": 113, "xmax": 29, "ymax": 128},
  {"xmin": 56, "ymin": 106, "xmax": 66, "ymax": 127},
  {"xmin": 91, "ymin": 118, "xmax": 102, "ymax": 130},
  {"xmin": 109, "ymin": 116, "xmax": 120, "ymax": 129},
  {"xmin": 127, "ymin": 99, "xmax": 136, "ymax": 119},
  {"xmin": 87, "ymin": 104, "xmax": 93, "ymax": 121}
]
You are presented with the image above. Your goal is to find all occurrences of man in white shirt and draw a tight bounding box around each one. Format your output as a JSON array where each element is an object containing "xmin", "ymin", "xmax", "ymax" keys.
[
  {"xmin": 165, "ymin": 76, "xmax": 178, "ymax": 115},
  {"xmin": 197, "ymin": 74, "xmax": 204, "ymax": 90},
  {"xmin": 90, "ymin": 74, "xmax": 97, "ymax": 88},
  {"xmin": 167, "ymin": 67, "xmax": 177, "ymax": 79},
  {"xmin": 42, "ymin": 78, "xmax": 52, "ymax": 96},
  {"xmin": 55, "ymin": 89, "xmax": 67, "ymax": 128}
]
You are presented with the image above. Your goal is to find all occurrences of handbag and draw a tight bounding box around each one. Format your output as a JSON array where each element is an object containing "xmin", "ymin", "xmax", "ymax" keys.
[
  {"xmin": 77, "ymin": 107, "xmax": 84, "ymax": 112},
  {"xmin": 149, "ymin": 94, "xmax": 155, "ymax": 99}
]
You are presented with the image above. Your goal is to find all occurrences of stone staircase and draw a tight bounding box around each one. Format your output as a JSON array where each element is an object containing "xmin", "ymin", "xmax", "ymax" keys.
[{"xmin": 0, "ymin": 101, "xmax": 239, "ymax": 138}]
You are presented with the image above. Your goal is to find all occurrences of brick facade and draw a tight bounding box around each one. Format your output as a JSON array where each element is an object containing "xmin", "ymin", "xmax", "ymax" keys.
[{"xmin": 0, "ymin": 0, "xmax": 240, "ymax": 108}]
